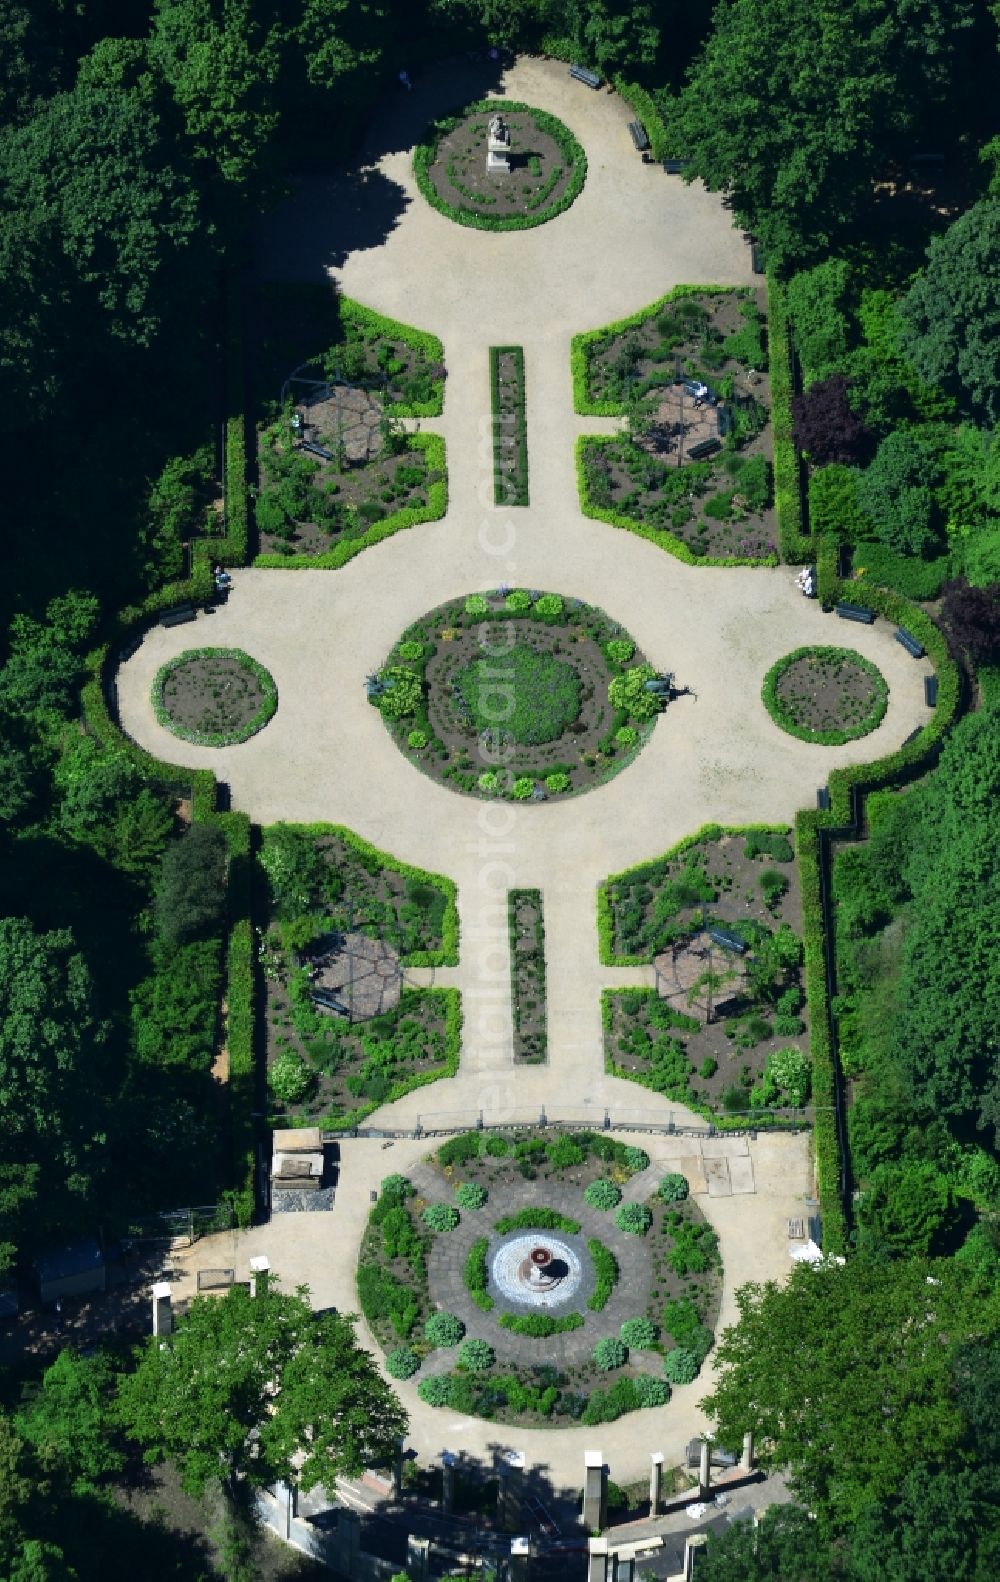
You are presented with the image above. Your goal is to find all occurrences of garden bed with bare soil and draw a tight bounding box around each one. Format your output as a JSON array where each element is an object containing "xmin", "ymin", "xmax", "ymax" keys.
[
  {"xmin": 602, "ymin": 828, "xmax": 811, "ymax": 1116},
  {"xmin": 414, "ymin": 102, "xmax": 586, "ymax": 229},
  {"xmin": 153, "ymin": 648, "xmax": 277, "ymax": 746},
  {"xmin": 763, "ymin": 646, "xmax": 889, "ymax": 743},
  {"xmin": 509, "ymin": 889, "xmax": 546, "ymax": 1063}
]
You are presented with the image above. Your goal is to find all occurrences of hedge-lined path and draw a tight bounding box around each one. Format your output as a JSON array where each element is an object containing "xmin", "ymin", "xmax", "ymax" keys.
[{"xmin": 115, "ymin": 54, "xmax": 932, "ymax": 1485}]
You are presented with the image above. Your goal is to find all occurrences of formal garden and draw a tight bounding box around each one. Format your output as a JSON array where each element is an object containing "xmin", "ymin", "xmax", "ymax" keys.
[
  {"xmin": 152, "ymin": 648, "xmax": 277, "ymax": 746},
  {"xmin": 574, "ymin": 288, "xmax": 777, "ymax": 562},
  {"xmin": 414, "ymin": 100, "xmax": 587, "ymax": 228},
  {"xmin": 369, "ymin": 590, "xmax": 667, "ymax": 801},
  {"xmin": 256, "ymin": 822, "xmax": 460, "ymax": 1125},
  {"xmin": 252, "ymin": 291, "xmax": 446, "ymax": 567},
  {"xmin": 600, "ymin": 827, "xmax": 811, "ymax": 1117},
  {"xmin": 509, "ymin": 888, "xmax": 547, "ymax": 1063},
  {"xmin": 762, "ymin": 646, "xmax": 889, "ymax": 743},
  {"xmin": 357, "ymin": 1130, "xmax": 722, "ymax": 1427}
]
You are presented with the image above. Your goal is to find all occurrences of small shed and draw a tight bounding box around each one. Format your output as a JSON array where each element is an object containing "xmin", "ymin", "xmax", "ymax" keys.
[{"xmin": 35, "ymin": 1237, "xmax": 106, "ymax": 1303}]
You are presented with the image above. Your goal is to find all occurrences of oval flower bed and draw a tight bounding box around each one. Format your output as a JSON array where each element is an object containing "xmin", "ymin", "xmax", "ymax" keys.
[
  {"xmin": 369, "ymin": 591, "xmax": 664, "ymax": 801},
  {"xmin": 414, "ymin": 101, "xmax": 587, "ymax": 230},
  {"xmin": 762, "ymin": 646, "xmax": 888, "ymax": 744},
  {"xmin": 153, "ymin": 648, "xmax": 277, "ymax": 746}
]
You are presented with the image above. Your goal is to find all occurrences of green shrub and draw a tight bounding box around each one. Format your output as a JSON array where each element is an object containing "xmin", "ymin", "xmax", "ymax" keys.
[
  {"xmin": 663, "ymin": 1347, "xmax": 700, "ymax": 1385},
  {"xmin": 634, "ymin": 1375, "xmax": 670, "ymax": 1408},
  {"xmin": 498, "ymin": 1312, "xmax": 584, "ymax": 1336},
  {"xmin": 534, "ymin": 594, "xmax": 563, "ymax": 617},
  {"xmin": 375, "ymin": 667, "xmax": 422, "ymax": 720},
  {"xmin": 465, "ymin": 594, "xmax": 490, "ymax": 616},
  {"xmin": 494, "ymin": 1208, "xmax": 580, "ymax": 1234},
  {"xmin": 422, "ymin": 1204, "xmax": 460, "ymax": 1232},
  {"xmin": 615, "ymin": 1203, "xmax": 652, "ymax": 1236},
  {"xmin": 407, "ymin": 729, "xmax": 428, "ymax": 749},
  {"xmin": 546, "ymin": 1135, "xmax": 585, "ymax": 1169},
  {"xmin": 658, "ymin": 1173, "xmax": 689, "ymax": 1203},
  {"xmin": 380, "ymin": 1174, "xmax": 415, "ymax": 1203},
  {"xmin": 505, "ymin": 589, "xmax": 532, "ymax": 612},
  {"xmin": 605, "ymin": 638, "xmax": 635, "ymax": 664},
  {"xmin": 385, "ymin": 1348, "xmax": 420, "ymax": 1380},
  {"xmin": 267, "ymin": 1050, "xmax": 314, "ymax": 1105},
  {"xmin": 585, "ymin": 1179, "xmax": 622, "ymax": 1211},
  {"xmin": 594, "ymin": 1337, "xmax": 628, "ymax": 1371},
  {"xmin": 699, "ymin": 1057, "xmax": 718, "ymax": 1078},
  {"xmin": 425, "ymin": 1312, "xmax": 465, "ymax": 1348},
  {"xmin": 458, "ymin": 1339, "xmax": 495, "ymax": 1372},
  {"xmin": 483, "ymin": 1134, "xmax": 509, "ymax": 1156},
  {"xmin": 663, "ymin": 1298, "xmax": 714, "ymax": 1360},
  {"xmin": 856, "ymin": 428, "xmax": 947, "ymax": 557},
  {"xmin": 545, "ymin": 772, "xmax": 570, "ymax": 793},
  {"xmin": 455, "ymin": 1182, "xmax": 487, "ymax": 1210},
  {"xmin": 587, "ymin": 1239, "xmax": 619, "ymax": 1310},
  {"xmin": 437, "ymin": 1133, "xmax": 481, "ymax": 1167},
  {"xmin": 417, "ymin": 1376, "xmax": 453, "ymax": 1406},
  {"xmin": 463, "ymin": 1237, "xmax": 494, "ymax": 1311},
  {"xmin": 760, "ymin": 868, "xmax": 789, "ymax": 906},
  {"xmin": 620, "ymin": 1317, "xmax": 658, "ymax": 1349},
  {"xmin": 624, "ymin": 1146, "xmax": 650, "ymax": 1173},
  {"xmin": 478, "ymin": 771, "xmax": 500, "ymax": 794},
  {"xmin": 512, "ymin": 777, "xmax": 535, "ymax": 800},
  {"xmin": 397, "ymin": 640, "xmax": 424, "ymax": 661},
  {"xmin": 615, "ymin": 726, "xmax": 638, "ymax": 748}
]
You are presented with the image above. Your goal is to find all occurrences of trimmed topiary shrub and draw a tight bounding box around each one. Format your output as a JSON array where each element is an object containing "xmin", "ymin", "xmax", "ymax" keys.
[
  {"xmin": 385, "ymin": 1348, "xmax": 420, "ymax": 1380},
  {"xmin": 615, "ymin": 1202, "xmax": 653, "ymax": 1236},
  {"xmin": 658, "ymin": 1173, "xmax": 689, "ymax": 1203},
  {"xmin": 417, "ymin": 1375, "xmax": 453, "ymax": 1406},
  {"xmin": 663, "ymin": 1347, "xmax": 700, "ymax": 1385},
  {"xmin": 620, "ymin": 1317, "xmax": 658, "ymax": 1349},
  {"xmin": 455, "ymin": 1182, "xmax": 488, "ymax": 1210},
  {"xmin": 423, "ymin": 1203, "xmax": 460, "ymax": 1232},
  {"xmin": 424, "ymin": 1312, "xmax": 466, "ymax": 1348},
  {"xmin": 267, "ymin": 1050, "xmax": 314, "ymax": 1105},
  {"xmin": 594, "ymin": 1337, "xmax": 628, "ymax": 1371},
  {"xmin": 585, "ymin": 1179, "xmax": 623, "ymax": 1211},
  {"xmin": 458, "ymin": 1339, "xmax": 495, "ymax": 1372}
]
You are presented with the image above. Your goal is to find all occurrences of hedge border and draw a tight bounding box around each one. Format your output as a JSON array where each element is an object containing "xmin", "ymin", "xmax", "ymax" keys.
[
  {"xmin": 151, "ymin": 647, "xmax": 278, "ymax": 746},
  {"xmin": 337, "ymin": 298, "xmax": 445, "ymax": 418},
  {"xmin": 570, "ymin": 285, "xmax": 744, "ymax": 416},
  {"xmin": 576, "ymin": 437, "xmax": 779, "ymax": 569},
  {"xmin": 261, "ymin": 820, "xmax": 459, "ymax": 967},
  {"xmin": 766, "ymin": 275, "xmax": 810, "ymax": 566},
  {"xmin": 253, "ymin": 433, "xmax": 447, "ymax": 570},
  {"xmin": 761, "ymin": 645, "xmax": 889, "ymax": 745},
  {"xmin": 413, "ymin": 99, "xmax": 587, "ymax": 232},
  {"xmin": 490, "ymin": 345, "xmax": 528, "ymax": 507},
  {"xmin": 508, "ymin": 886, "xmax": 547, "ymax": 1063},
  {"xmin": 309, "ymin": 986, "xmax": 462, "ymax": 1134},
  {"xmin": 612, "ymin": 79, "xmax": 670, "ymax": 162}
]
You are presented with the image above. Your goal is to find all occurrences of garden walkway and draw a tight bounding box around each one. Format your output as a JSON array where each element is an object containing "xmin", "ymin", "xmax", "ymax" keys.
[{"xmin": 114, "ymin": 56, "xmax": 931, "ymax": 1485}]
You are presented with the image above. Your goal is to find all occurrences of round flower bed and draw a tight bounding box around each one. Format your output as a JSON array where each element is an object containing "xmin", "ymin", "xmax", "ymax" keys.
[
  {"xmin": 369, "ymin": 591, "xmax": 662, "ymax": 801},
  {"xmin": 414, "ymin": 101, "xmax": 586, "ymax": 230},
  {"xmin": 762, "ymin": 646, "xmax": 888, "ymax": 744},
  {"xmin": 153, "ymin": 647, "xmax": 277, "ymax": 746}
]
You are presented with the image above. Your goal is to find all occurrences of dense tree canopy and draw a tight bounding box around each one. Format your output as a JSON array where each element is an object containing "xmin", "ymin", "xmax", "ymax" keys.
[{"xmin": 899, "ymin": 200, "xmax": 1000, "ymax": 426}]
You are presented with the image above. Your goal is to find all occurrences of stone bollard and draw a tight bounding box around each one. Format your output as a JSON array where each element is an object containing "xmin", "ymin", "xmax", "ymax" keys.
[
  {"xmin": 584, "ymin": 1450, "xmax": 607, "ymax": 1533},
  {"xmin": 152, "ymin": 1281, "xmax": 172, "ymax": 1337},
  {"xmin": 698, "ymin": 1439, "xmax": 712, "ymax": 1500},
  {"xmin": 499, "ymin": 1449, "xmax": 526, "ymax": 1531},
  {"xmin": 649, "ymin": 1452, "xmax": 664, "ymax": 1516},
  {"xmin": 741, "ymin": 1430, "xmax": 755, "ymax": 1472},
  {"xmin": 249, "ymin": 1255, "xmax": 270, "ymax": 1297}
]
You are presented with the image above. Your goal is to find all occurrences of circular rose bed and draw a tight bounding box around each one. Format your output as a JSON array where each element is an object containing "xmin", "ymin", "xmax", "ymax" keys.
[
  {"xmin": 762, "ymin": 645, "xmax": 888, "ymax": 744},
  {"xmin": 414, "ymin": 100, "xmax": 587, "ymax": 230},
  {"xmin": 152, "ymin": 647, "xmax": 277, "ymax": 746},
  {"xmin": 368, "ymin": 591, "xmax": 665, "ymax": 801}
]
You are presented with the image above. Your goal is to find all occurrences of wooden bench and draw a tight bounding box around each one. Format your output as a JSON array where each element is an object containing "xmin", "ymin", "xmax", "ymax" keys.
[
  {"xmin": 301, "ymin": 439, "xmax": 334, "ymax": 461},
  {"xmin": 687, "ymin": 437, "xmax": 722, "ymax": 461},
  {"xmin": 628, "ymin": 120, "xmax": 650, "ymax": 153},
  {"xmin": 751, "ymin": 241, "xmax": 765, "ymax": 275},
  {"xmin": 569, "ymin": 63, "xmax": 601, "ymax": 89},
  {"xmin": 160, "ymin": 604, "xmax": 196, "ymax": 628},
  {"xmin": 816, "ymin": 787, "xmax": 831, "ymax": 810},
  {"xmin": 924, "ymin": 674, "xmax": 938, "ymax": 708},
  {"xmin": 662, "ymin": 158, "xmax": 688, "ymax": 175},
  {"xmin": 835, "ymin": 601, "xmax": 875, "ymax": 624},
  {"xmin": 894, "ymin": 626, "xmax": 925, "ymax": 658},
  {"xmin": 708, "ymin": 926, "xmax": 747, "ymax": 955}
]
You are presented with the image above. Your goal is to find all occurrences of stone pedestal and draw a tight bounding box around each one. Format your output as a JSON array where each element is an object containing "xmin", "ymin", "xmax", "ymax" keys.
[
  {"xmin": 152, "ymin": 1281, "xmax": 172, "ymax": 1337},
  {"xmin": 499, "ymin": 1450, "xmax": 525, "ymax": 1531},
  {"xmin": 649, "ymin": 1452, "xmax": 664, "ymax": 1516},
  {"xmin": 587, "ymin": 1538, "xmax": 608, "ymax": 1582},
  {"xmin": 584, "ymin": 1450, "xmax": 607, "ymax": 1533},
  {"xmin": 249, "ymin": 1255, "xmax": 270, "ymax": 1297},
  {"xmin": 698, "ymin": 1440, "xmax": 712, "ymax": 1500},
  {"xmin": 487, "ymin": 113, "xmax": 511, "ymax": 174}
]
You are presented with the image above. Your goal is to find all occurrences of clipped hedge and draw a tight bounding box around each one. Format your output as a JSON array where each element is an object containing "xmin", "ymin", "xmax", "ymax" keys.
[
  {"xmin": 338, "ymin": 298, "xmax": 445, "ymax": 417},
  {"xmin": 612, "ymin": 79, "xmax": 670, "ymax": 161},
  {"xmin": 463, "ymin": 1237, "xmax": 494, "ymax": 1312},
  {"xmin": 587, "ymin": 1238, "xmax": 619, "ymax": 1311},
  {"xmin": 498, "ymin": 1312, "xmax": 584, "ymax": 1337},
  {"xmin": 151, "ymin": 647, "xmax": 278, "ymax": 746},
  {"xmin": 761, "ymin": 646, "xmax": 888, "ymax": 745},
  {"xmin": 570, "ymin": 285, "xmax": 741, "ymax": 416},
  {"xmin": 766, "ymin": 274, "xmax": 810, "ymax": 566},
  {"xmin": 254, "ymin": 433, "xmax": 447, "ymax": 570},
  {"xmin": 414, "ymin": 100, "xmax": 587, "ymax": 231},
  {"xmin": 577, "ymin": 437, "xmax": 778, "ymax": 569},
  {"xmin": 493, "ymin": 1208, "xmax": 581, "ymax": 1234},
  {"xmin": 490, "ymin": 345, "xmax": 528, "ymax": 507}
]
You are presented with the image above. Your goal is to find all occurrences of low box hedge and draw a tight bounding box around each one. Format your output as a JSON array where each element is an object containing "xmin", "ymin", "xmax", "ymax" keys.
[{"xmin": 338, "ymin": 298, "xmax": 445, "ymax": 417}]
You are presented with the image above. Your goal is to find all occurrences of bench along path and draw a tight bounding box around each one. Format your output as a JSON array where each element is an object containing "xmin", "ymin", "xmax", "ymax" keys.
[{"xmin": 116, "ymin": 55, "xmax": 934, "ymax": 1482}]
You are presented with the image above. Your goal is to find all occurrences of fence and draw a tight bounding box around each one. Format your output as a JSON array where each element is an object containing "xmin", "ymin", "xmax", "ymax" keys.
[
  {"xmin": 119, "ymin": 1202, "xmax": 235, "ymax": 1248},
  {"xmin": 322, "ymin": 1107, "xmax": 809, "ymax": 1143}
]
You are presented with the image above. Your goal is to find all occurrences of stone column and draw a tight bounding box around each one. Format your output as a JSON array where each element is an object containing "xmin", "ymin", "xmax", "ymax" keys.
[
  {"xmin": 684, "ymin": 1534, "xmax": 708, "ymax": 1580},
  {"xmin": 649, "ymin": 1452, "xmax": 664, "ymax": 1516},
  {"xmin": 509, "ymin": 1535, "xmax": 531, "ymax": 1581},
  {"xmin": 406, "ymin": 1535, "xmax": 430, "ymax": 1580},
  {"xmin": 698, "ymin": 1439, "xmax": 712, "ymax": 1500},
  {"xmin": 587, "ymin": 1537, "xmax": 608, "ymax": 1582},
  {"xmin": 741, "ymin": 1431, "xmax": 755, "ymax": 1472},
  {"xmin": 584, "ymin": 1451, "xmax": 607, "ymax": 1533},
  {"xmin": 499, "ymin": 1450, "xmax": 525, "ymax": 1531},
  {"xmin": 612, "ymin": 1554, "xmax": 635, "ymax": 1582},
  {"xmin": 338, "ymin": 1509, "xmax": 361, "ymax": 1576},
  {"xmin": 249, "ymin": 1255, "xmax": 270, "ymax": 1297},
  {"xmin": 274, "ymin": 1481, "xmax": 297, "ymax": 1539},
  {"xmin": 441, "ymin": 1452, "xmax": 456, "ymax": 1515},
  {"xmin": 151, "ymin": 1281, "xmax": 172, "ymax": 1337}
]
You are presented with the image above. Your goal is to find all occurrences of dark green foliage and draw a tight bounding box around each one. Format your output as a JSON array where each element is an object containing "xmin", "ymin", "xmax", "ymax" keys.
[
  {"xmin": 856, "ymin": 428, "xmax": 947, "ymax": 557},
  {"xmin": 0, "ymin": 591, "xmax": 99, "ymax": 720},
  {"xmin": 662, "ymin": 1297, "xmax": 714, "ymax": 1361},
  {"xmin": 153, "ymin": 823, "xmax": 228, "ymax": 947},
  {"xmin": 695, "ymin": 1504, "xmax": 837, "ymax": 1581},
  {"xmin": 587, "ymin": 1238, "xmax": 619, "ymax": 1310},
  {"xmin": 16, "ymin": 1349, "xmax": 122, "ymax": 1492},
  {"xmin": 493, "ymin": 1207, "xmax": 580, "ymax": 1234},
  {"xmin": 130, "ymin": 939, "xmax": 221, "ymax": 1074},
  {"xmin": 437, "ymin": 1132, "xmax": 481, "ymax": 1167},
  {"xmin": 786, "ymin": 260, "xmax": 854, "ymax": 379},
  {"xmin": 855, "ymin": 1161, "xmax": 962, "ymax": 1256},
  {"xmin": 463, "ymin": 1237, "xmax": 494, "ymax": 1312},
  {"xmin": 455, "ymin": 644, "xmax": 580, "ymax": 745},
  {"xmin": 498, "ymin": 1312, "xmax": 583, "ymax": 1337}
]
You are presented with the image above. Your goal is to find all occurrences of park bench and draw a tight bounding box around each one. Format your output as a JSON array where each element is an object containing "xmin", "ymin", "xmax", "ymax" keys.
[
  {"xmin": 197, "ymin": 1268, "xmax": 235, "ymax": 1292},
  {"xmin": 835, "ymin": 601, "xmax": 875, "ymax": 625},
  {"xmin": 569, "ymin": 63, "xmax": 601, "ymax": 89},
  {"xmin": 300, "ymin": 439, "xmax": 334, "ymax": 461},
  {"xmin": 687, "ymin": 437, "xmax": 722, "ymax": 461},
  {"xmin": 894, "ymin": 626, "xmax": 925, "ymax": 659},
  {"xmin": 159, "ymin": 603, "xmax": 196, "ymax": 628},
  {"xmin": 924, "ymin": 674, "xmax": 938, "ymax": 708},
  {"xmin": 662, "ymin": 158, "xmax": 688, "ymax": 174},
  {"xmin": 628, "ymin": 120, "xmax": 650, "ymax": 154},
  {"xmin": 310, "ymin": 987, "xmax": 350, "ymax": 1018},
  {"xmin": 751, "ymin": 241, "xmax": 765, "ymax": 275},
  {"xmin": 708, "ymin": 926, "xmax": 747, "ymax": 956},
  {"xmin": 816, "ymin": 787, "xmax": 831, "ymax": 810}
]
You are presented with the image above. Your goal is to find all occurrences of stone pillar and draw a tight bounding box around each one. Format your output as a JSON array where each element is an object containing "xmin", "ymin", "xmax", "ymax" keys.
[
  {"xmin": 274, "ymin": 1481, "xmax": 296, "ymax": 1539},
  {"xmin": 510, "ymin": 1535, "xmax": 531, "ymax": 1581},
  {"xmin": 584, "ymin": 1451, "xmax": 607, "ymax": 1533},
  {"xmin": 684, "ymin": 1534, "xmax": 708, "ymax": 1580},
  {"xmin": 612, "ymin": 1555, "xmax": 635, "ymax": 1582},
  {"xmin": 499, "ymin": 1450, "xmax": 525, "ymax": 1531},
  {"xmin": 649, "ymin": 1452, "xmax": 664, "ymax": 1516},
  {"xmin": 441, "ymin": 1451, "xmax": 456, "ymax": 1515},
  {"xmin": 587, "ymin": 1537, "xmax": 608, "ymax": 1582},
  {"xmin": 151, "ymin": 1281, "xmax": 172, "ymax": 1337},
  {"xmin": 338, "ymin": 1510, "xmax": 361, "ymax": 1575},
  {"xmin": 741, "ymin": 1431, "xmax": 755, "ymax": 1472},
  {"xmin": 406, "ymin": 1534, "xmax": 430, "ymax": 1580},
  {"xmin": 698, "ymin": 1439, "xmax": 712, "ymax": 1499},
  {"xmin": 391, "ymin": 1439, "xmax": 404, "ymax": 1500},
  {"xmin": 249, "ymin": 1255, "xmax": 270, "ymax": 1297}
]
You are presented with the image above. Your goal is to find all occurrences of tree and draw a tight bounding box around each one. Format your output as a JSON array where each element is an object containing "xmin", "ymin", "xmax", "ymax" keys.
[
  {"xmin": 793, "ymin": 376, "xmax": 874, "ymax": 465},
  {"xmin": 785, "ymin": 259, "xmax": 853, "ymax": 380},
  {"xmin": 855, "ymin": 428, "xmax": 946, "ymax": 557},
  {"xmin": 116, "ymin": 1281, "xmax": 407, "ymax": 1503},
  {"xmin": 940, "ymin": 578, "xmax": 1000, "ymax": 665},
  {"xmin": 130, "ymin": 938, "xmax": 222, "ymax": 1072},
  {"xmin": 0, "ymin": 592, "xmax": 99, "ymax": 721},
  {"xmin": 153, "ymin": 822, "xmax": 228, "ymax": 946},
  {"xmin": 700, "ymin": 1255, "xmax": 1000, "ymax": 1522},
  {"xmin": 569, "ymin": 0, "xmax": 660, "ymax": 75},
  {"xmin": 898, "ymin": 199, "xmax": 1000, "ymax": 426},
  {"xmin": 693, "ymin": 1503, "xmax": 837, "ymax": 1580},
  {"xmin": 850, "ymin": 1463, "xmax": 989, "ymax": 1582},
  {"xmin": 855, "ymin": 1161, "xmax": 961, "ymax": 1256},
  {"xmin": 16, "ymin": 1349, "xmax": 123, "ymax": 1493}
]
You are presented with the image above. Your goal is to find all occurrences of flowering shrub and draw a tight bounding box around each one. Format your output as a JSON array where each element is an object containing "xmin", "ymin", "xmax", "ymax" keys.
[{"xmin": 267, "ymin": 1050, "xmax": 314, "ymax": 1104}]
